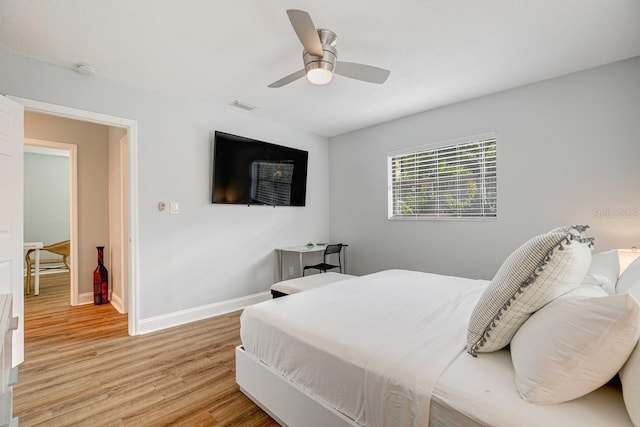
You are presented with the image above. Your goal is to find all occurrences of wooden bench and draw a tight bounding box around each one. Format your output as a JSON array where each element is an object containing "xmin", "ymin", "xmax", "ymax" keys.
[{"xmin": 271, "ymin": 272, "xmax": 355, "ymax": 298}]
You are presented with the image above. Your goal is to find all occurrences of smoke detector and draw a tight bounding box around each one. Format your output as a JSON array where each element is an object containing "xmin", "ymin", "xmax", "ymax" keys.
[{"xmin": 74, "ymin": 63, "xmax": 97, "ymax": 76}]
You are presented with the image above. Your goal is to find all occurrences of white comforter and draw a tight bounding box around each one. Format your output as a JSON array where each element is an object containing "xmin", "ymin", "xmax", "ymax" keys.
[{"xmin": 241, "ymin": 269, "xmax": 488, "ymax": 426}]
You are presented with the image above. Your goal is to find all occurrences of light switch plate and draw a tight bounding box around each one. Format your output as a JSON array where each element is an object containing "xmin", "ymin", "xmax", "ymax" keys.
[{"xmin": 170, "ymin": 202, "xmax": 179, "ymax": 215}]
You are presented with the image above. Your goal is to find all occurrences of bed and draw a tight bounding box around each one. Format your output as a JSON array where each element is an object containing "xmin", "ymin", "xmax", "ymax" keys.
[
  {"xmin": 237, "ymin": 228, "xmax": 639, "ymax": 426},
  {"xmin": 238, "ymin": 271, "xmax": 634, "ymax": 426}
]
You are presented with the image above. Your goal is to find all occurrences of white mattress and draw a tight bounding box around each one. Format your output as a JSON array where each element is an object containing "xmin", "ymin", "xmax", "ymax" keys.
[
  {"xmin": 241, "ymin": 269, "xmax": 488, "ymax": 426},
  {"xmin": 432, "ymin": 349, "xmax": 632, "ymax": 427}
]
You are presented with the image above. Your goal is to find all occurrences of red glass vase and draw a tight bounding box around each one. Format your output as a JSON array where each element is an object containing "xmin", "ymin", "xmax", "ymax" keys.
[{"xmin": 93, "ymin": 246, "xmax": 109, "ymax": 305}]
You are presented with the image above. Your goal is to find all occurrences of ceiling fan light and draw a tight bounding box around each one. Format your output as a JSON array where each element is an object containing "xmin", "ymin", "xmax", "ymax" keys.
[{"xmin": 306, "ymin": 68, "xmax": 333, "ymax": 85}]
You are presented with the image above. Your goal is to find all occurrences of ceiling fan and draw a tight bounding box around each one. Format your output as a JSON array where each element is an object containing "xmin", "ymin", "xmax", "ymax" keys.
[{"xmin": 268, "ymin": 9, "xmax": 390, "ymax": 88}]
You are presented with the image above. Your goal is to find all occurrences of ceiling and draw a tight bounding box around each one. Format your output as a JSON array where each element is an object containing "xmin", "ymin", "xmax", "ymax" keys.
[{"xmin": 1, "ymin": 1, "xmax": 639, "ymax": 137}]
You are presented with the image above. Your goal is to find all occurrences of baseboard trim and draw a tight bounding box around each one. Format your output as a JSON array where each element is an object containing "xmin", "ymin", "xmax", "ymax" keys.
[
  {"xmin": 138, "ymin": 291, "xmax": 271, "ymax": 335},
  {"xmin": 78, "ymin": 291, "xmax": 126, "ymax": 313},
  {"xmin": 110, "ymin": 292, "xmax": 125, "ymax": 314},
  {"xmin": 78, "ymin": 292, "xmax": 94, "ymax": 305}
]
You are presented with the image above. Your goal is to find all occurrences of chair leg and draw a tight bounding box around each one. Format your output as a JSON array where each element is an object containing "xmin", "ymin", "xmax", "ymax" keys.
[{"xmin": 25, "ymin": 251, "xmax": 33, "ymax": 295}]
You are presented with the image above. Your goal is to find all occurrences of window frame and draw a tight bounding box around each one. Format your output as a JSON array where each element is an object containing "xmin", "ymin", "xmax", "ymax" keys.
[{"xmin": 387, "ymin": 132, "xmax": 498, "ymax": 221}]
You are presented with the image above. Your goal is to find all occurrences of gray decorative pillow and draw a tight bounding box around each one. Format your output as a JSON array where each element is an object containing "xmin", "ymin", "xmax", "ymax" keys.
[{"xmin": 467, "ymin": 225, "xmax": 594, "ymax": 356}]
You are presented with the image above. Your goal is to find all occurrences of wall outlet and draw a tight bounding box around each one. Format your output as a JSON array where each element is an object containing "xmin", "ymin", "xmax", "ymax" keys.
[{"xmin": 288, "ymin": 266, "xmax": 295, "ymax": 277}]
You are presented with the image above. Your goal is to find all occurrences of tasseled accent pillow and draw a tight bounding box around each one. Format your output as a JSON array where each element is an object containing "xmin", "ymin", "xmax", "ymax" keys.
[{"xmin": 466, "ymin": 225, "xmax": 594, "ymax": 356}]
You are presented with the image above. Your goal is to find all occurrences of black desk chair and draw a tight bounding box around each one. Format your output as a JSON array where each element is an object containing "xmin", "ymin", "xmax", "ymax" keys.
[{"xmin": 303, "ymin": 244, "xmax": 344, "ymax": 276}]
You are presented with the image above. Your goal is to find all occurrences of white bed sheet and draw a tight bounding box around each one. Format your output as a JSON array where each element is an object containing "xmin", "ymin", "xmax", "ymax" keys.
[
  {"xmin": 432, "ymin": 349, "xmax": 632, "ymax": 427},
  {"xmin": 241, "ymin": 269, "xmax": 488, "ymax": 426}
]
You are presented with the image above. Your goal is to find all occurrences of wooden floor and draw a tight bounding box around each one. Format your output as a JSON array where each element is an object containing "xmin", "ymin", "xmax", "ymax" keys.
[{"xmin": 14, "ymin": 273, "xmax": 278, "ymax": 426}]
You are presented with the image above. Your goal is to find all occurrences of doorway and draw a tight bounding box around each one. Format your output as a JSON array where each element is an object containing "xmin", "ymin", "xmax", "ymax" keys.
[
  {"xmin": 23, "ymin": 139, "xmax": 78, "ymax": 305},
  {"xmin": 12, "ymin": 96, "xmax": 139, "ymax": 335}
]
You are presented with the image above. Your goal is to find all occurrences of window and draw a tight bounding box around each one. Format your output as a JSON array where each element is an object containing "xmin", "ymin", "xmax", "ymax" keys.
[{"xmin": 388, "ymin": 133, "xmax": 497, "ymax": 220}]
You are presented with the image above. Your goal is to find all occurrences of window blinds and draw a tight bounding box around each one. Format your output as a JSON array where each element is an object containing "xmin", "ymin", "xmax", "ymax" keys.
[{"xmin": 388, "ymin": 135, "xmax": 497, "ymax": 219}]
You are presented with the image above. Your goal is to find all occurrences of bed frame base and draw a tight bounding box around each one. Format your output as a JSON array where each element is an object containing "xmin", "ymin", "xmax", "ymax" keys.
[{"xmin": 236, "ymin": 346, "xmax": 359, "ymax": 427}]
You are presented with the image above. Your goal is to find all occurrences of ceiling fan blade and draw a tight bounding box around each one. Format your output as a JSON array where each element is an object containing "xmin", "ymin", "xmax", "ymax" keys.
[
  {"xmin": 286, "ymin": 9, "xmax": 323, "ymax": 57},
  {"xmin": 335, "ymin": 62, "xmax": 390, "ymax": 84},
  {"xmin": 268, "ymin": 69, "xmax": 306, "ymax": 88}
]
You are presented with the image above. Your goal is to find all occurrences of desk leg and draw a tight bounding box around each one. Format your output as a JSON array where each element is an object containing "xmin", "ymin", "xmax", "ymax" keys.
[
  {"xmin": 299, "ymin": 253, "xmax": 303, "ymax": 278},
  {"xmin": 35, "ymin": 247, "xmax": 40, "ymax": 296},
  {"xmin": 343, "ymin": 248, "xmax": 348, "ymax": 274}
]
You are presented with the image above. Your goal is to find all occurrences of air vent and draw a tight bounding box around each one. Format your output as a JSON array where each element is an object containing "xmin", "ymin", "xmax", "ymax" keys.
[
  {"xmin": 230, "ymin": 100, "xmax": 257, "ymax": 111},
  {"xmin": 74, "ymin": 63, "xmax": 97, "ymax": 76}
]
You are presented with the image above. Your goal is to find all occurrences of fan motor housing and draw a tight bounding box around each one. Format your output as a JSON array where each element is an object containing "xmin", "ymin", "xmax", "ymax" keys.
[{"xmin": 303, "ymin": 29, "xmax": 337, "ymax": 75}]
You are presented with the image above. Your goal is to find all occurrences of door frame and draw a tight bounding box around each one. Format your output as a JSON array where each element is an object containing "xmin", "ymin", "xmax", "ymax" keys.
[
  {"xmin": 12, "ymin": 96, "xmax": 140, "ymax": 336},
  {"xmin": 118, "ymin": 134, "xmax": 129, "ymax": 313},
  {"xmin": 23, "ymin": 138, "xmax": 79, "ymax": 305}
]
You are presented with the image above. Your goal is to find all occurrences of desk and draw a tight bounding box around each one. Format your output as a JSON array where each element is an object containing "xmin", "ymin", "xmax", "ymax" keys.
[
  {"xmin": 24, "ymin": 241, "xmax": 43, "ymax": 295},
  {"xmin": 275, "ymin": 244, "xmax": 348, "ymax": 282}
]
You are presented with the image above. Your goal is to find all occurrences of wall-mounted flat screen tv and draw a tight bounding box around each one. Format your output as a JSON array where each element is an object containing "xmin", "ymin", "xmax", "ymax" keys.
[{"xmin": 211, "ymin": 131, "xmax": 309, "ymax": 206}]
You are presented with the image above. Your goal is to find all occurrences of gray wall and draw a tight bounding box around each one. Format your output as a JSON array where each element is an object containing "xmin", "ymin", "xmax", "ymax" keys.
[
  {"xmin": 0, "ymin": 50, "xmax": 330, "ymax": 319},
  {"xmin": 23, "ymin": 151, "xmax": 70, "ymax": 246},
  {"xmin": 329, "ymin": 56, "xmax": 640, "ymax": 280}
]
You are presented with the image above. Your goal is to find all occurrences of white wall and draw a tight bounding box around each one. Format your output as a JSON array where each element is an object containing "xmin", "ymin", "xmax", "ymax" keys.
[
  {"xmin": 23, "ymin": 151, "xmax": 70, "ymax": 247},
  {"xmin": 329, "ymin": 56, "xmax": 640, "ymax": 280},
  {"xmin": 0, "ymin": 50, "xmax": 330, "ymax": 320}
]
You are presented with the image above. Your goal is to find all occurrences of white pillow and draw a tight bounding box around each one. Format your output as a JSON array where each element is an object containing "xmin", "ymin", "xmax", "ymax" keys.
[
  {"xmin": 581, "ymin": 249, "xmax": 619, "ymax": 295},
  {"xmin": 467, "ymin": 225, "xmax": 593, "ymax": 355},
  {"xmin": 617, "ymin": 255, "xmax": 640, "ymax": 295},
  {"xmin": 512, "ymin": 289, "xmax": 640, "ymax": 404},
  {"xmin": 618, "ymin": 260, "xmax": 640, "ymax": 425}
]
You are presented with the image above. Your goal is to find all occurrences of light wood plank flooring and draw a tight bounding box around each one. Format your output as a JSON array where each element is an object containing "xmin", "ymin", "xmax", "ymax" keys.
[{"xmin": 14, "ymin": 273, "xmax": 278, "ymax": 426}]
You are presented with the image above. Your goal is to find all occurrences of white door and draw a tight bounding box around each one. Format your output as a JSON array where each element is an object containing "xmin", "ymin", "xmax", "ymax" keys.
[{"xmin": 0, "ymin": 95, "xmax": 24, "ymax": 365}]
